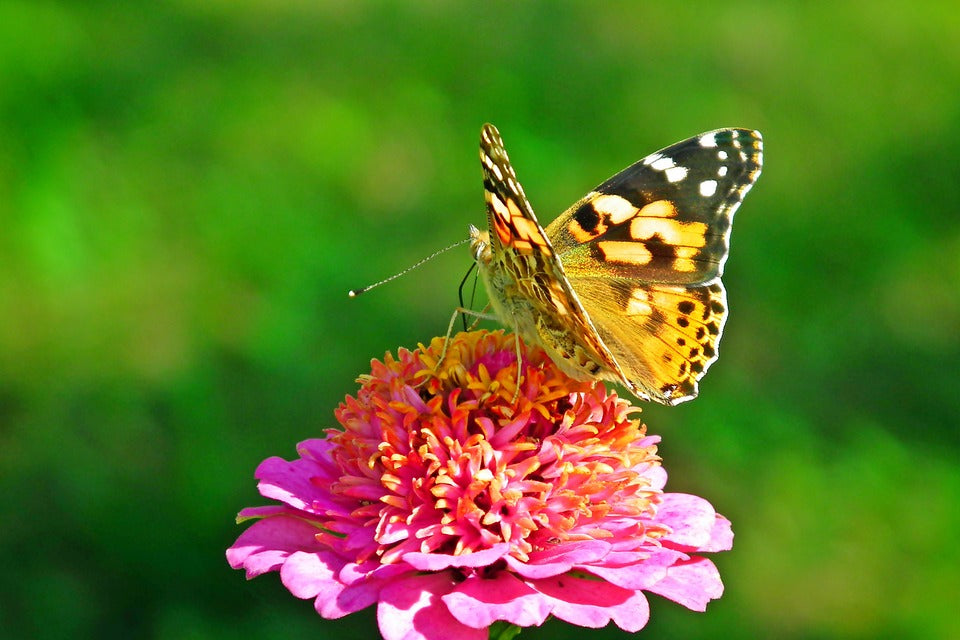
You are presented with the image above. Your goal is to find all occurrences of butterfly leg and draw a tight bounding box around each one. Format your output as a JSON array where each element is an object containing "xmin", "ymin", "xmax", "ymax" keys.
[
  {"xmin": 458, "ymin": 306, "xmax": 525, "ymax": 402},
  {"xmin": 510, "ymin": 327, "xmax": 523, "ymax": 402},
  {"xmin": 466, "ymin": 307, "xmax": 523, "ymax": 401},
  {"xmin": 428, "ymin": 306, "xmax": 522, "ymax": 401},
  {"xmin": 436, "ymin": 306, "xmax": 498, "ymax": 366},
  {"xmin": 465, "ymin": 313, "xmax": 486, "ymax": 331},
  {"xmin": 417, "ymin": 306, "xmax": 499, "ymax": 390}
]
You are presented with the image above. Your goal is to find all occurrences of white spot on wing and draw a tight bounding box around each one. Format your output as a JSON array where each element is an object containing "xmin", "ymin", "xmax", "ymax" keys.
[
  {"xmin": 717, "ymin": 166, "xmax": 728, "ymax": 177},
  {"xmin": 650, "ymin": 156, "xmax": 675, "ymax": 171},
  {"xmin": 664, "ymin": 166, "xmax": 687, "ymax": 183},
  {"xmin": 487, "ymin": 192, "xmax": 510, "ymax": 219},
  {"xmin": 699, "ymin": 180, "xmax": 718, "ymax": 197},
  {"xmin": 698, "ymin": 132, "xmax": 718, "ymax": 148},
  {"xmin": 626, "ymin": 289, "xmax": 653, "ymax": 316},
  {"xmin": 642, "ymin": 152, "xmax": 662, "ymax": 166},
  {"xmin": 592, "ymin": 194, "xmax": 637, "ymax": 224},
  {"xmin": 717, "ymin": 150, "xmax": 728, "ymax": 160}
]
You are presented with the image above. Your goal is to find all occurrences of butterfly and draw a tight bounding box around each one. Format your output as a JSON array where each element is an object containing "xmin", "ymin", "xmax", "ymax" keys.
[{"xmin": 469, "ymin": 123, "xmax": 762, "ymax": 405}]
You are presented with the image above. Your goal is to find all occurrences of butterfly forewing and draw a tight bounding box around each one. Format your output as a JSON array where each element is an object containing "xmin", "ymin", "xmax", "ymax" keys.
[
  {"xmin": 478, "ymin": 125, "xmax": 544, "ymax": 255},
  {"xmin": 547, "ymin": 129, "xmax": 762, "ymax": 286}
]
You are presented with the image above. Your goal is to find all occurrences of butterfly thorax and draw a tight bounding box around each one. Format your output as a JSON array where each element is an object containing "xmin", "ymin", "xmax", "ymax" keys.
[
  {"xmin": 469, "ymin": 224, "xmax": 539, "ymax": 340},
  {"xmin": 469, "ymin": 224, "xmax": 610, "ymax": 383}
]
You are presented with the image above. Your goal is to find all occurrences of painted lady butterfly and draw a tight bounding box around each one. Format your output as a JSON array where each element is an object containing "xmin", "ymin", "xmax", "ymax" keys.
[{"xmin": 470, "ymin": 124, "xmax": 762, "ymax": 404}]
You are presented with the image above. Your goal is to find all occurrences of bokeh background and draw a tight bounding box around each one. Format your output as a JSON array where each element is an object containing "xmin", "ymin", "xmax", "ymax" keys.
[{"xmin": 2, "ymin": 2, "xmax": 958, "ymax": 639}]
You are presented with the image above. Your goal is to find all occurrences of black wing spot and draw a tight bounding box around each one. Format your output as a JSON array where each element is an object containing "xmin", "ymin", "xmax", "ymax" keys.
[
  {"xmin": 677, "ymin": 317, "xmax": 689, "ymax": 328},
  {"xmin": 677, "ymin": 300, "xmax": 696, "ymax": 315},
  {"xmin": 573, "ymin": 202, "xmax": 601, "ymax": 233}
]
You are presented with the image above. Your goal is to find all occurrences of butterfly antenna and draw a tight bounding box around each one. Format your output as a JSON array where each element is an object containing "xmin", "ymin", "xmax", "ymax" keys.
[
  {"xmin": 348, "ymin": 237, "xmax": 471, "ymax": 297},
  {"xmin": 457, "ymin": 262, "xmax": 478, "ymax": 330}
]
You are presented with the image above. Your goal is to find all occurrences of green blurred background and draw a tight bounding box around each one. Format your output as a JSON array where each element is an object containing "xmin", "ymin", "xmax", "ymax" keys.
[{"xmin": 2, "ymin": 2, "xmax": 958, "ymax": 639}]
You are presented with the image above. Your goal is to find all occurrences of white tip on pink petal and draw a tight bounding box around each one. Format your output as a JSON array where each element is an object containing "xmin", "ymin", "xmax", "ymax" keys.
[
  {"xmin": 226, "ymin": 516, "xmax": 327, "ymax": 578},
  {"xmin": 280, "ymin": 551, "xmax": 345, "ymax": 601},
  {"xmin": 379, "ymin": 573, "xmax": 487, "ymax": 640},
  {"xmin": 700, "ymin": 514, "xmax": 734, "ymax": 553},
  {"xmin": 657, "ymin": 493, "xmax": 729, "ymax": 550},
  {"xmin": 645, "ymin": 557, "xmax": 724, "ymax": 612}
]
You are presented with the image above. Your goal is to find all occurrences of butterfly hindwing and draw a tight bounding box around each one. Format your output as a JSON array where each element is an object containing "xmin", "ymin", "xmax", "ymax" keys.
[{"xmin": 571, "ymin": 277, "xmax": 728, "ymax": 403}]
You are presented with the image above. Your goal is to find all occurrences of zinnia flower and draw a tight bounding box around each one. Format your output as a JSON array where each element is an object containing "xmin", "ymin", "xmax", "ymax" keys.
[{"xmin": 227, "ymin": 330, "xmax": 732, "ymax": 639}]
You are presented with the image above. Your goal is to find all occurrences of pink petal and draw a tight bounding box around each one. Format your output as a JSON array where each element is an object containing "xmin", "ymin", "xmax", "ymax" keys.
[
  {"xmin": 645, "ymin": 557, "xmax": 724, "ymax": 611},
  {"xmin": 506, "ymin": 540, "xmax": 612, "ymax": 579},
  {"xmin": 255, "ymin": 452, "xmax": 344, "ymax": 515},
  {"xmin": 443, "ymin": 571, "xmax": 552, "ymax": 628},
  {"xmin": 528, "ymin": 539, "xmax": 612, "ymax": 565},
  {"xmin": 296, "ymin": 438, "xmax": 338, "ymax": 461},
  {"xmin": 582, "ymin": 547, "xmax": 688, "ymax": 589},
  {"xmin": 699, "ymin": 514, "xmax": 734, "ymax": 552},
  {"xmin": 285, "ymin": 558, "xmax": 418, "ymax": 620},
  {"xmin": 402, "ymin": 543, "xmax": 510, "ymax": 571},
  {"xmin": 277, "ymin": 551, "xmax": 352, "ymax": 618},
  {"xmin": 633, "ymin": 435, "xmax": 661, "ymax": 449},
  {"xmin": 339, "ymin": 561, "xmax": 413, "ymax": 586},
  {"xmin": 317, "ymin": 564, "xmax": 415, "ymax": 619},
  {"xmin": 226, "ymin": 515, "xmax": 325, "ymax": 578},
  {"xmin": 378, "ymin": 573, "xmax": 486, "ymax": 640},
  {"xmin": 657, "ymin": 493, "xmax": 718, "ymax": 550},
  {"xmin": 529, "ymin": 573, "xmax": 650, "ymax": 632},
  {"xmin": 642, "ymin": 460, "xmax": 668, "ymax": 491}
]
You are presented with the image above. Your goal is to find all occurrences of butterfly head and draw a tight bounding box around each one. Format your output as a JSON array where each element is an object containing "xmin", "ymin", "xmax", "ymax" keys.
[{"xmin": 468, "ymin": 224, "xmax": 491, "ymax": 265}]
